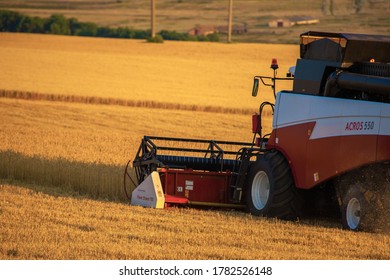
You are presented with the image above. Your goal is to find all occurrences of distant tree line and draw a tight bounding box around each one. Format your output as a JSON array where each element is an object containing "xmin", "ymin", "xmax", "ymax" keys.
[{"xmin": 0, "ymin": 10, "xmax": 219, "ymax": 42}]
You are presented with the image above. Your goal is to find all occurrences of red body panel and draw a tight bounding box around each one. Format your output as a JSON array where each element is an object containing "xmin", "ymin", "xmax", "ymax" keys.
[
  {"xmin": 267, "ymin": 122, "xmax": 315, "ymax": 188},
  {"xmin": 159, "ymin": 168, "xmax": 231, "ymax": 204},
  {"xmin": 377, "ymin": 135, "xmax": 390, "ymax": 162},
  {"xmin": 269, "ymin": 126, "xmax": 389, "ymax": 189}
]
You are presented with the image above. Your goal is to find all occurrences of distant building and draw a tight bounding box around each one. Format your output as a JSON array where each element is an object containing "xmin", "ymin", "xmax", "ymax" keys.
[{"xmin": 268, "ymin": 17, "xmax": 319, "ymax": 28}]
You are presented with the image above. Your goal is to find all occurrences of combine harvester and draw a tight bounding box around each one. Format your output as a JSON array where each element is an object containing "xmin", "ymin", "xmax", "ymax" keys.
[{"xmin": 125, "ymin": 31, "xmax": 390, "ymax": 231}]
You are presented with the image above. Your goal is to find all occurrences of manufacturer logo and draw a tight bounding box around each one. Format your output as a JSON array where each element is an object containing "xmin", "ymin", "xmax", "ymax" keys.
[{"xmin": 345, "ymin": 121, "xmax": 375, "ymax": 131}]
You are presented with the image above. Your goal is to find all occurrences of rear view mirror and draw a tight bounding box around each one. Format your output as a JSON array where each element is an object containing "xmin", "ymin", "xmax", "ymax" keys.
[{"xmin": 252, "ymin": 77, "xmax": 259, "ymax": 97}]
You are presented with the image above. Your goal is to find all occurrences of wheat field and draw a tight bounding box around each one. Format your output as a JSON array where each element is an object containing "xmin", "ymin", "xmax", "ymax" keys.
[
  {"xmin": 0, "ymin": 97, "xmax": 256, "ymax": 201},
  {"xmin": 0, "ymin": 33, "xmax": 389, "ymax": 260},
  {"xmin": 1, "ymin": 182, "xmax": 389, "ymax": 260},
  {"xmin": 0, "ymin": 32, "xmax": 296, "ymax": 108}
]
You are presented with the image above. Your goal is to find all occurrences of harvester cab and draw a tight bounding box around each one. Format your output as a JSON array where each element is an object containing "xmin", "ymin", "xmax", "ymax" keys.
[{"xmin": 125, "ymin": 31, "xmax": 390, "ymax": 232}]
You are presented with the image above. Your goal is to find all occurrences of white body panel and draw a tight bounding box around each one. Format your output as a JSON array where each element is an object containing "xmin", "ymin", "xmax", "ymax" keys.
[
  {"xmin": 131, "ymin": 171, "xmax": 165, "ymax": 208},
  {"xmin": 274, "ymin": 92, "xmax": 390, "ymax": 138}
]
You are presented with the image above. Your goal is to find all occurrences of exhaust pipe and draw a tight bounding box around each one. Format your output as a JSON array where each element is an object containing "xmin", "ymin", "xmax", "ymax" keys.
[{"xmin": 324, "ymin": 71, "xmax": 390, "ymax": 97}]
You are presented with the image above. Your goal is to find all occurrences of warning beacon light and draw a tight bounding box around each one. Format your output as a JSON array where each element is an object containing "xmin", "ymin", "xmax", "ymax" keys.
[{"xmin": 271, "ymin": 58, "xmax": 279, "ymax": 70}]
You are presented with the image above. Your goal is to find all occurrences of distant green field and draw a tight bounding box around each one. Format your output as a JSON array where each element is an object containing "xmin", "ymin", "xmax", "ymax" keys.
[{"xmin": 0, "ymin": 0, "xmax": 389, "ymax": 43}]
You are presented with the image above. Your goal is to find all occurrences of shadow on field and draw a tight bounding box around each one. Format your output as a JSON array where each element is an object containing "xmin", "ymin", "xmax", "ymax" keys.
[{"xmin": 0, "ymin": 150, "xmax": 137, "ymax": 202}]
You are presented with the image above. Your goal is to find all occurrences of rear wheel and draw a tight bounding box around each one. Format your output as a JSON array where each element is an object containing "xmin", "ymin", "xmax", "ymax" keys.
[
  {"xmin": 336, "ymin": 163, "xmax": 388, "ymax": 232},
  {"xmin": 246, "ymin": 151, "xmax": 302, "ymax": 220},
  {"xmin": 341, "ymin": 184, "xmax": 373, "ymax": 231}
]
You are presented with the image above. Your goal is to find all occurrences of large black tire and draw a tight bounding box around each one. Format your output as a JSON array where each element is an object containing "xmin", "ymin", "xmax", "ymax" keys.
[{"xmin": 246, "ymin": 150, "xmax": 303, "ymax": 220}]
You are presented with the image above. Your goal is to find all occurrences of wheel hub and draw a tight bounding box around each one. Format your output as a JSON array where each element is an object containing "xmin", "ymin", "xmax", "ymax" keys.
[
  {"xmin": 346, "ymin": 197, "xmax": 361, "ymax": 230},
  {"xmin": 251, "ymin": 171, "xmax": 270, "ymax": 210}
]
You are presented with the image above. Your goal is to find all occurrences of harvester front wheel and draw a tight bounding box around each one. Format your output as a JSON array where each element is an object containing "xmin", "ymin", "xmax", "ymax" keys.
[{"xmin": 246, "ymin": 151, "xmax": 302, "ymax": 220}]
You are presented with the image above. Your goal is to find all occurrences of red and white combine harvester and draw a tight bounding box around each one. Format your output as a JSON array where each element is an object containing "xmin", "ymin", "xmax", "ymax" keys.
[{"xmin": 125, "ymin": 31, "xmax": 390, "ymax": 231}]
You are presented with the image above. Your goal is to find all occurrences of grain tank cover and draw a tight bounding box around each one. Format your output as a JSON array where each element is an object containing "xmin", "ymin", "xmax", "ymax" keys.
[
  {"xmin": 300, "ymin": 31, "xmax": 390, "ymax": 65},
  {"xmin": 293, "ymin": 31, "xmax": 390, "ymax": 95}
]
